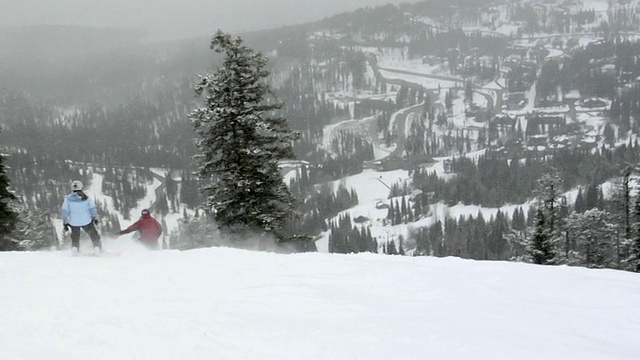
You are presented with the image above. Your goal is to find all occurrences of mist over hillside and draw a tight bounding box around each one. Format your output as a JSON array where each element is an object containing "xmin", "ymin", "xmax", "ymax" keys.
[
  {"xmin": 0, "ymin": 25, "xmax": 209, "ymax": 104},
  {"xmin": 3, "ymin": 0, "xmax": 640, "ymax": 270}
]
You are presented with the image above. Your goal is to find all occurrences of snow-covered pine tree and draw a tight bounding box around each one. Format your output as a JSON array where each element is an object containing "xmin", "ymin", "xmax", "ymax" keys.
[
  {"xmin": 528, "ymin": 169, "xmax": 564, "ymax": 264},
  {"xmin": 630, "ymin": 191, "xmax": 640, "ymax": 271},
  {"xmin": 189, "ymin": 30, "xmax": 300, "ymax": 241},
  {"xmin": 534, "ymin": 170, "xmax": 563, "ymax": 236},
  {"xmin": 609, "ymin": 166, "xmax": 633, "ymax": 264},
  {"xmin": 9, "ymin": 205, "xmax": 57, "ymax": 250},
  {"xmin": 179, "ymin": 169, "xmax": 200, "ymax": 209},
  {"xmin": 565, "ymin": 209, "xmax": 616, "ymax": 268},
  {"xmin": 0, "ymin": 147, "xmax": 18, "ymax": 251},
  {"xmin": 529, "ymin": 209, "xmax": 554, "ymax": 264},
  {"xmin": 574, "ymin": 187, "xmax": 586, "ymax": 213}
]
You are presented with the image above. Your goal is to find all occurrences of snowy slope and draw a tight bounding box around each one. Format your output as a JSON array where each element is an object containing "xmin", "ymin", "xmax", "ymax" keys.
[{"xmin": 2, "ymin": 247, "xmax": 639, "ymax": 360}]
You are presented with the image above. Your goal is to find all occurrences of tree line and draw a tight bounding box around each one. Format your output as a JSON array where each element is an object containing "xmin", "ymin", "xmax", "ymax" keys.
[{"xmin": 411, "ymin": 143, "xmax": 638, "ymax": 208}]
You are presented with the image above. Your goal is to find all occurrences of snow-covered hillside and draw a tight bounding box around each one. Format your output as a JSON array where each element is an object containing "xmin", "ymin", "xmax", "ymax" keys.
[{"xmin": 3, "ymin": 247, "xmax": 639, "ymax": 360}]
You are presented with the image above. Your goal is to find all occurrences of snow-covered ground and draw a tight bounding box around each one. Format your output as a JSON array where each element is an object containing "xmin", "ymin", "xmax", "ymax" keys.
[{"xmin": 2, "ymin": 247, "xmax": 639, "ymax": 360}]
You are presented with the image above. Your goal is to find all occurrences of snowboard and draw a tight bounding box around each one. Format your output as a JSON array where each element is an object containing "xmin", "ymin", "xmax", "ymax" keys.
[
  {"xmin": 62, "ymin": 225, "xmax": 119, "ymax": 257},
  {"xmin": 76, "ymin": 251, "xmax": 122, "ymax": 257}
]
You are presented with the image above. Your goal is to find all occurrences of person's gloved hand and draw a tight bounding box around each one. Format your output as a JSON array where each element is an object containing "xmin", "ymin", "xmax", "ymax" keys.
[
  {"xmin": 93, "ymin": 218, "xmax": 99, "ymax": 225},
  {"xmin": 63, "ymin": 223, "xmax": 71, "ymax": 232}
]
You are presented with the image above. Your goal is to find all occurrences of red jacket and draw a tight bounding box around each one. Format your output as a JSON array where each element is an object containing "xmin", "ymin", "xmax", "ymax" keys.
[{"xmin": 122, "ymin": 213, "xmax": 163, "ymax": 241}]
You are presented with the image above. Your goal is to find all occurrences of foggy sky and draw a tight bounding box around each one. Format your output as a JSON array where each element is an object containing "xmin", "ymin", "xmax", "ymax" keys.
[{"xmin": 0, "ymin": 0, "xmax": 410, "ymax": 40}]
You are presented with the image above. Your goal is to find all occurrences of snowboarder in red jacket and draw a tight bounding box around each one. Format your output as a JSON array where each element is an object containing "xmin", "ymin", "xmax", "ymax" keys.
[{"xmin": 117, "ymin": 209, "xmax": 163, "ymax": 249}]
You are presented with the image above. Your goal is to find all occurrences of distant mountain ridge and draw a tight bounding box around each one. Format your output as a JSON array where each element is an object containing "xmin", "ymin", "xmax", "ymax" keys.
[
  {"xmin": 0, "ymin": 25, "xmax": 148, "ymax": 58},
  {"xmin": 0, "ymin": 3, "xmax": 403, "ymax": 102}
]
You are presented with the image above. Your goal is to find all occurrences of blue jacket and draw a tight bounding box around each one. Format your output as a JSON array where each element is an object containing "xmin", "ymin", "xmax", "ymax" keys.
[{"xmin": 61, "ymin": 192, "xmax": 98, "ymax": 226}]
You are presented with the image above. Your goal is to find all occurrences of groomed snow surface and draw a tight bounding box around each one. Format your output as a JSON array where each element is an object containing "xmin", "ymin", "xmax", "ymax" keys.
[{"xmin": 3, "ymin": 239, "xmax": 639, "ymax": 360}]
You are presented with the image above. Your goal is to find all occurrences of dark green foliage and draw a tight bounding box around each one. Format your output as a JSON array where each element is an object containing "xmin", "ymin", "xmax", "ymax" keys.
[
  {"xmin": 385, "ymin": 196, "xmax": 414, "ymax": 226},
  {"xmin": 529, "ymin": 209, "xmax": 554, "ymax": 265},
  {"xmin": 283, "ymin": 171, "xmax": 358, "ymax": 242},
  {"xmin": 384, "ymin": 240, "xmax": 398, "ymax": 255},
  {"xmin": 412, "ymin": 145, "xmax": 630, "ymax": 208},
  {"xmin": 534, "ymin": 170, "xmax": 563, "ymax": 236},
  {"xmin": 164, "ymin": 170, "xmax": 178, "ymax": 210},
  {"xmin": 179, "ymin": 169, "xmax": 201, "ymax": 209},
  {"xmin": 584, "ymin": 182, "xmax": 601, "ymax": 210},
  {"xmin": 9, "ymin": 205, "xmax": 57, "ymax": 251},
  {"xmin": 327, "ymin": 131, "xmax": 375, "ymax": 176},
  {"xmin": 526, "ymin": 169, "xmax": 565, "ymax": 265},
  {"xmin": 487, "ymin": 210, "xmax": 508, "ymax": 260},
  {"xmin": 574, "ymin": 188, "xmax": 586, "ymax": 213},
  {"xmin": 407, "ymin": 166, "xmax": 640, "ymax": 270},
  {"xmin": 189, "ymin": 30, "xmax": 300, "ymax": 237},
  {"xmin": 3, "ymin": 152, "xmax": 89, "ymax": 213},
  {"xmin": 328, "ymin": 214, "xmax": 377, "ymax": 254},
  {"xmin": 0, "ymin": 91, "xmax": 195, "ymax": 170},
  {"xmin": 414, "ymin": 220, "xmax": 442, "ymax": 256},
  {"xmin": 100, "ymin": 167, "xmax": 150, "ymax": 220},
  {"xmin": 511, "ymin": 207, "xmax": 527, "ymax": 231},
  {"xmin": 565, "ymin": 209, "xmax": 616, "ymax": 268},
  {"xmin": 631, "ymin": 195, "xmax": 640, "ymax": 269},
  {"xmin": 0, "ymin": 149, "xmax": 18, "ymax": 251},
  {"xmin": 411, "ymin": 211, "xmax": 522, "ymax": 260}
]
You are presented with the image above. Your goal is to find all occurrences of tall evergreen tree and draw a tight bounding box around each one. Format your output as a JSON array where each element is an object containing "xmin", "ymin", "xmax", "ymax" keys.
[
  {"xmin": 529, "ymin": 209, "xmax": 554, "ymax": 265},
  {"xmin": 512, "ymin": 207, "xmax": 526, "ymax": 231},
  {"xmin": 584, "ymin": 182, "xmax": 600, "ymax": 210},
  {"xmin": 610, "ymin": 167, "xmax": 633, "ymax": 262},
  {"xmin": 534, "ymin": 170, "xmax": 563, "ymax": 236},
  {"xmin": 574, "ymin": 187, "xmax": 586, "ymax": 213},
  {"xmin": 179, "ymin": 169, "xmax": 200, "ymax": 209},
  {"xmin": 189, "ymin": 30, "xmax": 300, "ymax": 239},
  {"xmin": 631, "ymin": 194, "xmax": 640, "ymax": 270},
  {"xmin": 387, "ymin": 200, "xmax": 394, "ymax": 222},
  {"xmin": 9, "ymin": 205, "xmax": 56, "ymax": 250},
  {"xmin": 566, "ymin": 209, "xmax": 616, "ymax": 268},
  {"xmin": 0, "ymin": 147, "xmax": 18, "ymax": 251}
]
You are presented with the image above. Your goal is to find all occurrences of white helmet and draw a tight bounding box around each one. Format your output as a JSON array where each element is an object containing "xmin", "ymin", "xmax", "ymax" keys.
[{"xmin": 71, "ymin": 180, "xmax": 83, "ymax": 191}]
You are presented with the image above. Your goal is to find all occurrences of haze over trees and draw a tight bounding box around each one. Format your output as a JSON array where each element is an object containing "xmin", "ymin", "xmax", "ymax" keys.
[{"xmin": 2, "ymin": 1, "xmax": 640, "ymax": 271}]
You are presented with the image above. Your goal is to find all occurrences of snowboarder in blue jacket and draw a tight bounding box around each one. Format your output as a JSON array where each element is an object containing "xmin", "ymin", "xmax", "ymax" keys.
[{"xmin": 61, "ymin": 180, "xmax": 101, "ymax": 255}]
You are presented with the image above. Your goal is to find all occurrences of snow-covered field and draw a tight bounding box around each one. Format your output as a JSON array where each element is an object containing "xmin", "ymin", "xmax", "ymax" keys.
[{"xmin": 2, "ymin": 247, "xmax": 639, "ymax": 360}]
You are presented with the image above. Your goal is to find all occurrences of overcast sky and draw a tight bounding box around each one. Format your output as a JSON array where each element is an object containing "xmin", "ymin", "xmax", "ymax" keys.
[{"xmin": 1, "ymin": 0, "xmax": 410, "ymax": 40}]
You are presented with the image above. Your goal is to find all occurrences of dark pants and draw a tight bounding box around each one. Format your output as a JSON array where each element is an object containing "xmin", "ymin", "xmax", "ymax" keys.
[{"xmin": 70, "ymin": 223, "xmax": 102, "ymax": 250}]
